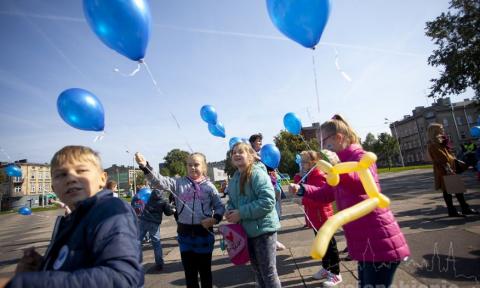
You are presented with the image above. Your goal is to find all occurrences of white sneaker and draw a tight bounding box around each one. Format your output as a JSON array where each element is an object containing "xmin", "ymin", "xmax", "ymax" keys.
[
  {"xmin": 323, "ymin": 272, "xmax": 342, "ymax": 287},
  {"xmin": 312, "ymin": 266, "xmax": 329, "ymax": 280}
]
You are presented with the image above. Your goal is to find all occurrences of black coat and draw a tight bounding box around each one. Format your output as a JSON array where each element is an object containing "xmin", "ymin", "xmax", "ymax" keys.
[
  {"xmin": 139, "ymin": 189, "xmax": 174, "ymax": 224},
  {"xmin": 7, "ymin": 190, "xmax": 144, "ymax": 288}
]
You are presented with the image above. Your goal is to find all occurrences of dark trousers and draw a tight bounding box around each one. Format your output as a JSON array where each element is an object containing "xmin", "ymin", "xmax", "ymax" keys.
[
  {"xmin": 358, "ymin": 261, "xmax": 400, "ymax": 288},
  {"xmin": 442, "ymin": 191, "xmax": 469, "ymax": 213},
  {"xmin": 180, "ymin": 251, "xmax": 212, "ymax": 288},
  {"xmin": 314, "ymin": 231, "xmax": 340, "ymax": 275}
]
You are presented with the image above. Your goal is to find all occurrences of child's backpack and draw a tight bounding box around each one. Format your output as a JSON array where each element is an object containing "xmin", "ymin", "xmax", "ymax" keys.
[{"xmin": 131, "ymin": 197, "xmax": 146, "ymax": 217}]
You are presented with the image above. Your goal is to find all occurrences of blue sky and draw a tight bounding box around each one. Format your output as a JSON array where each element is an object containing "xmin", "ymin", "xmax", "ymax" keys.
[{"xmin": 0, "ymin": 0, "xmax": 474, "ymax": 168}]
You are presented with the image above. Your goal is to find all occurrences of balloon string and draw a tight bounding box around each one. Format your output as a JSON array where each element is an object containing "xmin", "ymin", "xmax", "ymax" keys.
[
  {"xmin": 334, "ymin": 48, "xmax": 352, "ymax": 82},
  {"xmin": 114, "ymin": 62, "xmax": 141, "ymax": 77},
  {"xmin": 139, "ymin": 60, "xmax": 194, "ymax": 153},
  {"xmin": 311, "ymin": 53, "xmax": 320, "ymax": 114},
  {"xmin": 0, "ymin": 147, "xmax": 12, "ymax": 161},
  {"xmin": 93, "ymin": 131, "xmax": 106, "ymax": 143}
]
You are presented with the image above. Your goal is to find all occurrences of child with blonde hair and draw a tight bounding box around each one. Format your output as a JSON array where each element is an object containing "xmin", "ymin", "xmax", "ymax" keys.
[
  {"xmin": 290, "ymin": 115, "xmax": 410, "ymax": 287},
  {"xmin": 135, "ymin": 152, "xmax": 225, "ymax": 288},
  {"xmin": 5, "ymin": 145, "xmax": 143, "ymax": 287},
  {"xmin": 290, "ymin": 150, "xmax": 340, "ymax": 283},
  {"xmin": 226, "ymin": 142, "xmax": 281, "ymax": 288}
]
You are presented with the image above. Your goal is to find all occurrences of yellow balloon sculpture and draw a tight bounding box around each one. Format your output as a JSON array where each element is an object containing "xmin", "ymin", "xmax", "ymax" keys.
[{"xmin": 310, "ymin": 152, "xmax": 390, "ymax": 259}]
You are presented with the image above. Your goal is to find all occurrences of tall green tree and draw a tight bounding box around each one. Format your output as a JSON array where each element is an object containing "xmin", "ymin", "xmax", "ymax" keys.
[
  {"xmin": 362, "ymin": 133, "xmax": 377, "ymax": 152},
  {"xmin": 224, "ymin": 150, "xmax": 237, "ymax": 177},
  {"xmin": 163, "ymin": 149, "xmax": 190, "ymax": 176},
  {"xmin": 375, "ymin": 133, "xmax": 400, "ymax": 168},
  {"xmin": 274, "ymin": 131, "xmax": 319, "ymax": 177},
  {"xmin": 425, "ymin": 0, "xmax": 480, "ymax": 99}
]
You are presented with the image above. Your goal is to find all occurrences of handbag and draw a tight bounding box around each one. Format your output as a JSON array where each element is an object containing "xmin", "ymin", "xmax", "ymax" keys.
[
  {"xmin": 443, "ymin": 174, "xmax": 466, "ymax": 195},
  {"xmin": 218, "ymin": 224, "xmax": 250, "ymax": 265},
  {"xmin": 454, "ymin": 159, "xmax": 468, "ymax": 174}
]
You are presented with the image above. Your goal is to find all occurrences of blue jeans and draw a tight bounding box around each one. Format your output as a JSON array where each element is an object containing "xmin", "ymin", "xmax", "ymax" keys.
[
  {"xmin": 358, "ymin": 261, "xmax": 400, "ymax": 288},
  {"xmin": 139, "ymin": 220, "xmax": 163, "ymax": 266},
  {"xmin": 247, "ymin": 232, "xmax": 281, "ymax": 288}
]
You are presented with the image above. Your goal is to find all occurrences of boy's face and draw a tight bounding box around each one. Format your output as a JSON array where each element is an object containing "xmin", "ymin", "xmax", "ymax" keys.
[
  {"xmin": 252, "ymin": 138, "xmax": 262, "ymax": 152},
  {"xmin": 52, "ymin": 159, "xmax": 107, "ymax": 209}
]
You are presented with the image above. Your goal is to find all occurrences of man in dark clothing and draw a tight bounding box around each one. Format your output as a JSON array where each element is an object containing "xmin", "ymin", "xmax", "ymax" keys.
[{"xmin": 138, "ymin": 189, "xmax": 175, "ymax": 270}]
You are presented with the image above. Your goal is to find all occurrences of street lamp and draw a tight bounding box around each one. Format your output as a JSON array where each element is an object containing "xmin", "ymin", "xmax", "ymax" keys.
[
  {"xmin": 126, "ymin": 150, "xmax": 136, "ymax": 196},
  {"xmin": 385, "ymin": 118, "xmax": 405, "ymax": 167}
]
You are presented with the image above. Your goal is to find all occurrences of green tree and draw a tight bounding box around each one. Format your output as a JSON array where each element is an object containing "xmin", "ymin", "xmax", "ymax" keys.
[
  {"xmin": 376, "ymin": 133, "xmax": 400, "ymax": 168},
  {"xmin": 163, "ymin": 149, "xmax": 190, "ymax": 176},
  {"xmin": 362, "ymin": 133, "xmax": 377, "ymax": 152},
  {"xmin": 425, "ymin": 0, "xmax": 480, "ymax": 99},
  {"xmin": 274, "ymin": 131, "xmax": 319, "ymax": 177}
]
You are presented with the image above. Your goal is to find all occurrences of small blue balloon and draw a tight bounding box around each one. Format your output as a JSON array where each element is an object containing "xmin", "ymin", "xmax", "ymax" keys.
[
  {"xmin": 137, "ymin": 187, "xmax": 152, "ymax": 203},
  {"xmin": 470, "ymin": 126, "xmax": 480, "ymax": 138},
  {"xmin": 200, "ymin": 105, "xmax": 218, "ymax": 124},
  {"xmin": 229, "ymin": 137, "xmax": 242, "ymax": 149},
  {"xmin": 266, "ymin": 0, "xmax": 331, "ymax": 48},
  {"xmin": 57, "ymin": 88, "xmax": 105, "ymax": 131},
  {"xmin": 283, "ymin": 112, "xmax": 302, "ymax": 135},
  {"xmin": 295, "ymin": 154, "xmax": 302, "ymax": 165},
  {"xmin": 18, "ymin": 207, "xmax": 32, "ymax": 216},
  {"xmin": 260, "ymin": 144, "xmax": 281, "ymax": 169},
  {"xmin": 208, "ymin": 122, "xmax": 226, "ymax": 138},
  {"xmin": 5, "ymin": 164, "xmax": 22, "ymax": 177},
  {"xmin": 83, "ymin": 0, "xmax": 151, "ymax": 61}
]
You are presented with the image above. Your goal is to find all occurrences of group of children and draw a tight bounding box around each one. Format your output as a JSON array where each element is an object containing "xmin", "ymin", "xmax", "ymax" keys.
[{"xmin": 2, "ymin": 114, "xmax": 410, "ymax": 288}]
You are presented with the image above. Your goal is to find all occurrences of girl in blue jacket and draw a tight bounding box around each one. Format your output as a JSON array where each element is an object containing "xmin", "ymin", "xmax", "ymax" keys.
[{"xmin": 226, "ymin": 142, "xmax": 281, "ymax": 288}]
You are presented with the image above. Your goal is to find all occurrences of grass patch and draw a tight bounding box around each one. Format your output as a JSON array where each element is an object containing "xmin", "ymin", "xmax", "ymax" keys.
[{"xmin": 377, "ymin": 164, "xmax": 432, "ymax": 174}]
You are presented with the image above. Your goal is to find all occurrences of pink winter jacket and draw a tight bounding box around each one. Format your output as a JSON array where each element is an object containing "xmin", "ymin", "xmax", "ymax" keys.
[{"xmin": 302, "ymin": 144, "xmax": 410, "ymax": 262}]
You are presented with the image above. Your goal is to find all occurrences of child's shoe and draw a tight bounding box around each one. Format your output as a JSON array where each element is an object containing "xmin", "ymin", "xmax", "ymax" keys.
[
  {"xmin": 323, "ymin": 272, "xmax": 342, "ymax": 287},
  {"xmin": 312, "ymin": 266, "xmax": 328, "ymax": 280}
]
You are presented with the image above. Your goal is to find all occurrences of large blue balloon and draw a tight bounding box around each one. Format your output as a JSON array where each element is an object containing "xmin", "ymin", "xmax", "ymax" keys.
[
  {"xmin": 260, "ymin": 144, "xmax": 281, "ymax": 169},
  {"xmin": 208, "ymin": 122, "xmax": 226, "ymax": 138},
  {"xmin": 83, "ymin": 0, "xmax": 151, "ymax": 61},
  {"xmin": 470, "ymin": 126, "xmax": 480, "ymax": 138},
  {"xmin": 283, "ymin": 112, "xmax": 302, "ymax": 135},
  {"xmin": 57, "ymin": 88, "xmax": 105, "ymax": 131},
  {"xmin": 200, "ymin": 105, "xmax": 218, "ymax": 124},
  {"xmin": 18, "ymin": 207, "xmax": 32, "ymax": 216},
  {"xmin": 137, "ymin": 187, "xmax": 152, "ymax": 203},
  {"xmin": 266, "ymin": 0, "xmax": 331, "ymax": 48},
  {"xmin": 229, "ymin": 137, "xmax": 242, "ymax": 150},
  {"xmin": 5, "ymin": 164, "xmax": 22, "ymax": 177}
]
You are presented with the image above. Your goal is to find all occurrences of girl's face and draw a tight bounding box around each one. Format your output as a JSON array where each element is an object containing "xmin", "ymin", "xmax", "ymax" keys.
[
  {"xmin": 318, "ymin": 130, "xmax": 344, "ymax": 153},
  {"xmin": 187, "ymin": 155, "xmax": 204, "ymax": 180},
  {"xmin": 231, "ymin": 146, "xmax": 253, "ymax": 171},
  {"xmin": 301, "ymin": 156, "xmax": 314, "ymax": 172}
]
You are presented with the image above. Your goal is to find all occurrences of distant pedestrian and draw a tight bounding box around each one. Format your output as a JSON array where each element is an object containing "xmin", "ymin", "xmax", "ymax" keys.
[
  {"xmin": 427, "ymin": 123, "xmax": 478, "ymax": 217},
  {"xmin": 106, "ymin": 180, "xmax": 119, "ymax": 197}
]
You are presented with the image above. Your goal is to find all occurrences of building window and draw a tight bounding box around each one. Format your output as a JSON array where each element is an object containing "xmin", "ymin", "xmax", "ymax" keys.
[
  {"xmin": 38, "ymin": 185, "xmax": 43, "ymax": 193},
  {"xmin": 456, "ymin": 116, "xmax": 463, "ymax": 125},
  {"xmin": 31, "ymin": 184, "xmax": 35, "ymax": 193},
  {"xmin": 14, "ymin": 186, "xmax": 21, "ymax": 193},
  {"xmin": 443, "ymin": 118, "xmax": 449, "ymax": 127}
]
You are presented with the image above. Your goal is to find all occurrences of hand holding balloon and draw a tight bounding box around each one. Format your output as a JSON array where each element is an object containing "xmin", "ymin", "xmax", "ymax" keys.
[{"xmin": 135, "ymin": 152, "xmax": 147, "ymax": 167}]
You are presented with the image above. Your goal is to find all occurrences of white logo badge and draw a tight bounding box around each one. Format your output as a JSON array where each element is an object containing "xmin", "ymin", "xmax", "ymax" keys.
[{"xmin": 53, "ymin": 245, "xmax": 69, "ymax": 270}]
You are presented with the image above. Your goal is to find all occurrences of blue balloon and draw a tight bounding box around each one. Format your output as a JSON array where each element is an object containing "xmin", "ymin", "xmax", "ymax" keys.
[
  {"xmin": 18, "ymin": 207, "xmax": 32, "ymax": 216},
  {"xmin": 260, "ymin": 144, "xmax": 281, "ymax": 169},
  {"xmin": 470, "ymin": 126, "xmax": 480, "ymax": 138},
  {"xmin": 266, "ymin": 0, "xmax": 331, "ymax": 48},
  {"xmin": 283, "ymin": 112, "xmax": 302, "ymax": 135},
  {"xmin": 295, "ymin": 154, "xmax": 302, "ymax": 165},
  {"xmin": 5, "ymin": 164, "xmax": 22, "ymax": 177},
  {"xmin": 83, "ymin": 0, "xmax": 151, "ymax": 61},
  {"xmin": 137, "ymin": 187, "xmax": 152, "ymax": 203},
  {"xmin": 208, "ymin": 122, "xmax": 226, "ymax": 138},
  {"xmin": 57, "ymin": 88, "xmax": 105, "ymax": 131},
  {"xmin": 229, "ymin": 137, "xmax": 242, "ymax": 149},
  {"xmin": 200, "ymin": 105, "xmax": 218, "ymax": 124}
]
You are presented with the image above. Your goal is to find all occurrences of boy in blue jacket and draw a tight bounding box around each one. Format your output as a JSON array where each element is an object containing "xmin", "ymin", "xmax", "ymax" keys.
[{"xmin": 5, "ymin": 145, "xmax": 144, "ymax": 288}]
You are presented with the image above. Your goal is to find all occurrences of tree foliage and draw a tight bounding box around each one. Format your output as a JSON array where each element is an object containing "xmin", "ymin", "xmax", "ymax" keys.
[
  {"xmin": 361, "ymin": 133, "xmax": 400, "ymax": 167},
  {"xmin": 163, "ymin": 149, "xmax": 190, "ymax": 176},
  {"xmin": 223, "ymin": 150, "xmax": 237, "ymax": 177},
  {"xmin": 425, "ymin": 0, "xmax": 480, "ymax": 99},
  {"xmin": 274, "ymin": 131, "xmax": 319, "ymax": 177}
]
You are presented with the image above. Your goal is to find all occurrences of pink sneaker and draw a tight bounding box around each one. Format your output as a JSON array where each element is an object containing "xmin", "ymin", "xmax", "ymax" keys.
[{"xmin": 323, "ymin": 272, "xmax": 342, "ymax": 287}]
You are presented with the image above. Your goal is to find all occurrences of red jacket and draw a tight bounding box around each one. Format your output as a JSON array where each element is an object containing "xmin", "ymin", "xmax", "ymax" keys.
[
  {"xmin": 294, "ymin": 170, "xmax": 333, "ymax": 230},
  {"xmin": 302, "ymin": 145, "xmax": 410, "ymax": 262}
]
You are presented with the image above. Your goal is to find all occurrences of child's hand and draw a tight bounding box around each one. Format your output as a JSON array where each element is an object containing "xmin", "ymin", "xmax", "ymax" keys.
[
  {"xmin": 15, "ymin": 247, "xmax": 43, "ymax": 273},
  {"xmin": 0, "ymin": 277, "xmax": 12, "ymax": 288},
  {"xmin": 288, "ymin": 183, "xmax": 300, "ymax": 194},
  {"xmin": 135, "ymin": 152, "xmax": 147, "ymax": 166},
  {"xmin": 225, "ymin": 210, "xmax": 240, "ymax": 223},
  {"xmin": 201, "ymin": 218, "xmax": 216, "ymax": 229}
]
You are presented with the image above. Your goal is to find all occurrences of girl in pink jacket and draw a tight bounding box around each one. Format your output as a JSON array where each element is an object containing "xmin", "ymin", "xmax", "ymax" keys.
[{"xmin": 291, "ymin": 115, "xmax": 410, "ymax": 288}]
